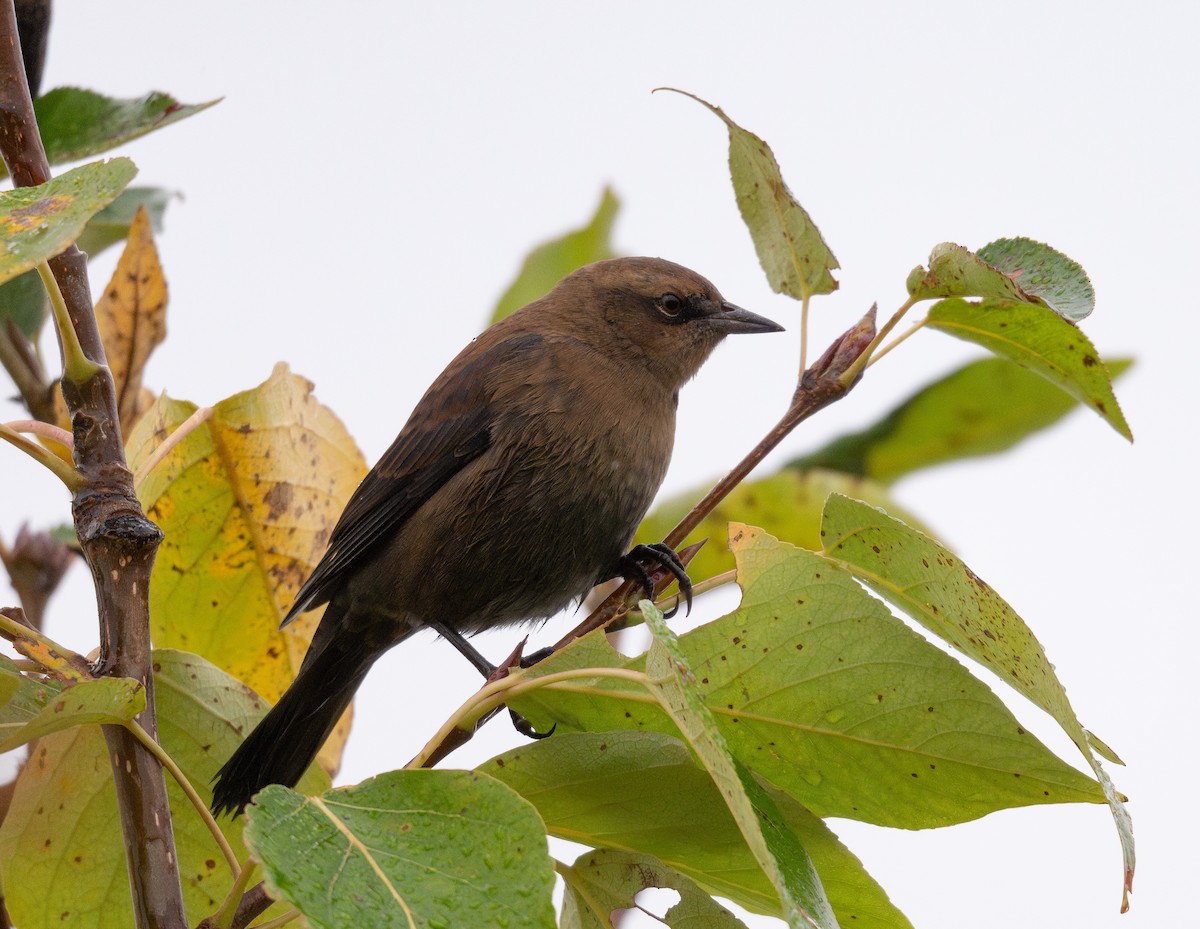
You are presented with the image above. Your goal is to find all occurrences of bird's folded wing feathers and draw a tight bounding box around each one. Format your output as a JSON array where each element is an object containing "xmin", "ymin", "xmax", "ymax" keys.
[{"xmin": 282, "ymin": 331, "xmax": 546, "ymax": 624}]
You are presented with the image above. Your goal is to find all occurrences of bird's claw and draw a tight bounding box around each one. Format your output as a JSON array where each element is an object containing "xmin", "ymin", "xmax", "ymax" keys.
[
  {"xmin": 509, "ymin": 708, "xmax": 557, "ymax": 740},
  {"xmin": 622, "ymin": 542, "xmax": 694, "ymax": 617}
]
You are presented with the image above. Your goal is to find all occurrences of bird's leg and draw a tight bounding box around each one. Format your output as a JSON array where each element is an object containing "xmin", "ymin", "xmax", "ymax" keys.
[
  {"xmin": 621, "ymin": 542, "xmax": 694, "ymax": 617},
  {"xmin": 424, "ymin": 618, "xmax": 556, "ymax": 740},
  {"xmin": 424, "ymin": 616, "xmax": 497, "ymax": 677}
]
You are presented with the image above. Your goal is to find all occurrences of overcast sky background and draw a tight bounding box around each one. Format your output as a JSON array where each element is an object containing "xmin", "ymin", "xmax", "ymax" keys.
[{"xmin": 2, "ymin": 2, "xmax": 1197, "ymax": 927}]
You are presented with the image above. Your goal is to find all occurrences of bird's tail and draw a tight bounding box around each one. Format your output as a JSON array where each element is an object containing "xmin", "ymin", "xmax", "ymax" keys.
[{"xmin": 210, "ymin": 618, "xmax": 378, "ymax": 817}]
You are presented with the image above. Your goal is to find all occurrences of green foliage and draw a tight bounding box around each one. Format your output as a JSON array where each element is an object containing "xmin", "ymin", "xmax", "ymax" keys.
[
  {"xmin": 927, "ymin": 297, "xmax": 1131, "ymax": 439},
  {"xmin": 0, "ymin": 74, "xmax": 1134, "ymax": 929},
  {"xmin": 0, "ymin": 651, "xmax": 325, "ymax": 927},
  {"xmin": 22, "ymin": 87, "xmax": 218, "ymax": 171},
  {"xmin": 490, "ymin": 186, "xmax": 619, "ymax": 324},
  {"xmin": 0, "ymin": 158, "xmax": 136, "ymax": 286},
  {"xmin": 0, "ymin": 270, "xmax": 48, "ymax": 338},
  {"xmin": 486, "ymin": 731, "xmax": 912, "ymax": 928},
  {"xmin": 560, "ymin": 848, "xmax": 750, "ymax": 929},
  {"xmin": 245, "ymin": 771, "xmax": 558, "ymax": 929},
  {"xmin": 793, "ymin": 356, "xmax": 1133, "ymax": 482}
]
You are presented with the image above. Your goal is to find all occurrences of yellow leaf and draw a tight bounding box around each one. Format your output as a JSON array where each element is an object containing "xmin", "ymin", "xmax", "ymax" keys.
[
  {"xmin": 126, "ymin": 364, "xmax": 367, "ymax": 773},
  {"xmin": 94, "ymin": 206, "xmax": 167, "ymax": 438}
]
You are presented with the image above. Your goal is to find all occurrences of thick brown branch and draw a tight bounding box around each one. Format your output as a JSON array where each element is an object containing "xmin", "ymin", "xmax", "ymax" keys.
[{"xmin": 0, "ymin": 6, "xmax": 185, "ymax": 928}]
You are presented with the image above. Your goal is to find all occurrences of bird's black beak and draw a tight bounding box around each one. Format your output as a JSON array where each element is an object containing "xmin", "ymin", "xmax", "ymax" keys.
[{"xmin": 706, "ymin": 301, "xmax": 785, "ymax": 334}]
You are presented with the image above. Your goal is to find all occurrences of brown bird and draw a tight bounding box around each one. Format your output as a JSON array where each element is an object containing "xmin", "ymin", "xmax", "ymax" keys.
[{"xmin": 210, "ymin": 257, "xmax": 782, "ymax": 815}]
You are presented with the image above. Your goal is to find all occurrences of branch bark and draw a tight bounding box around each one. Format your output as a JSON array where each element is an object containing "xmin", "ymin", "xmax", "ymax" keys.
[{"xmin": 0, "ymin": 6, "xmax": 187, "ymax": 928}]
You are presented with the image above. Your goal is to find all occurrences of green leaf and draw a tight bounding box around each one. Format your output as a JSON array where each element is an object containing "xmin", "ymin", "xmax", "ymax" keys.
[
  {"xmin": 977, "ymin": 237, "xmax": 1095, "ymax": 321},
  {"xmin": 792, "ymin": 356, "xmax": 1134, "ymax": 483},
  {"xmin": 819, "ymin": 494, "xmax": 1135, "ymax": 909},
  {"xmin": 0, "ymin": 655, "xmax": 64, "ymax": 740},
  {"xmin": 662, "ymin": 88, "xmax": 838, "ymax": 299},
  {"xmin": 21, "ymin": 87, "xmax": 218, "ymax": 170},
  {"xmin": 0, "ymin": 650, "xmax": 327, "ymax": 928},
  {"xmin": 0, "ymin": 158, "xmax": 137, "ymax": 286},
  {"xmin": 245, "ymin": 770, "xmax": 557, "ymax": 929},
  {"xmin": 77, "ymin": 185, "xmax": 173, "ymax": 258},
  {"xmin": 490, "ymin": 187, "xmax": 619, "ymax": 324},
  {"xmin": 635, "ymin": 468, "xmax": 927, "ymax": 582},
  {"xmin": 641, "ymin": 599, "xmax": 839, "ymax": 929},
  {"xmin": 561, "ymin": 848, "xmax": 749, "ymax": 929},
  {"xmin": 484, "ymin": 731, "xmax": 913, "ymax": 929},
  {"xmin": 510, "ymin": 528, "xmax": 1105, "ymax": 830},
  {"xmin": 927, "ymin": 297, "xmax": 1132, "ymax": 440},
  {"xmin": 0, "ymin": 676, "xmax": 144, "ymax": 753},
  {"xmin": 0, "ymin": 269, "xmax": 48, "ymax": 338},
  {"xmin": 906, "ymin": 242, "xmax": 1033, "ymax": 304}
]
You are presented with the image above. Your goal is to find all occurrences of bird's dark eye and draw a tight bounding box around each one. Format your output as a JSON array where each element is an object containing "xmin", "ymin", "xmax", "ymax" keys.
[{"xmin": 657, "ymin": 293, "xmax": 684, "ymax": 318}]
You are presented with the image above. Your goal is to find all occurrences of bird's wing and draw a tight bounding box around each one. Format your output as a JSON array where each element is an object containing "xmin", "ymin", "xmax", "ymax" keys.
[{"xmin": 283, "ymin": 331, "xmax": 545, "ymax": 624}]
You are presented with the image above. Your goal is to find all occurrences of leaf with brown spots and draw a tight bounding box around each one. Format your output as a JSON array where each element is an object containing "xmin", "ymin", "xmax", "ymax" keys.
[
  {"xmin": 820, "ymin": 494, "xmax": 1134, "ymax": 909},
  {"xmin": 0, "ymin": 675, "xmax": 143, "ymax": 753},
  {"xmin": 125, "ymin": 364, "xmax": 366, "ymax": 774},
  {"xmin": 0, "ymin": 649, "xmax": 327, "ymax": 927},
  {"xmin": 511, "ymin": 526, "xmax": 1105, "ymax": 831},
  {"xmin": 95, "ymin": 206, "xmax": 167, "ymax": 439},
  {"xmin": 661, "ymin": 89, "xmax": 838, "ymax": 299},
  {"xmin": 927, "ymin": 296, "xmax": 1132, "ymax": 440}
]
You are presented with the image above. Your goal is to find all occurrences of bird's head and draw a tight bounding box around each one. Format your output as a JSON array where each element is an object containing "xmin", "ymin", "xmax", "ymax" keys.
[{"xmin": 538, "ymin": 257, "xmax": 783, "ymax": 388}]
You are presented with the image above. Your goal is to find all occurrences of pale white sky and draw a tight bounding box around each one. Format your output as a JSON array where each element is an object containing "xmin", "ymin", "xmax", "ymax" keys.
[{"xmin": 3, "ymin": 2, "xmax": 1197, "ymax": 927}]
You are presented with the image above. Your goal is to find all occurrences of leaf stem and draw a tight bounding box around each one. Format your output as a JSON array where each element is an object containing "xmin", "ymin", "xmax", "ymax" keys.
[
  {"xmin": 36, "ymin": 261, "xmax": 101, "ymax": 385},
  {"xmin": 838, "ymin": 295, "xmax": 917, "ymax": 386},
  {"xmin": 132, "ymin": 406, "xmax": 212, "ymax": 487},
  {"xmin": 246, "ymin": 909, "xmax": 300, "ymax": 929},
  {"xmin": 0, "ymin": 420, "xmax": 84, "ymax": 489},
  {"xmin": 206, "ymin": 859, "xmax": 257, "ymax": 929},
  {"xmin": 3, "ymin": 418, "xmax": 73, "ymax": 448},
  {"xmin": 866, "ymin": 317, "xmax": 928, "ymax": 369},
  {"xmin": 798, "ymin": 289, "xmax": 811, "ymax": 375},
  {"xmin": 125, "ymin": 719, "xmax": 241, "ymax": 876},
  {"xmin": 408, "ymin": 666, "xmax": 648, "ymax": 769}
]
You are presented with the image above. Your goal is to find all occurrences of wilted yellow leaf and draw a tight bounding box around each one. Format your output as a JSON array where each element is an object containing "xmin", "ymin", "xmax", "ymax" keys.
[
  {"xmin": 126, "ymin": 364, "xmax": 367, "ymax": 772},
  {"xmin": 95, "ymin": 205, "xmax": 167, "ymax": 438}
]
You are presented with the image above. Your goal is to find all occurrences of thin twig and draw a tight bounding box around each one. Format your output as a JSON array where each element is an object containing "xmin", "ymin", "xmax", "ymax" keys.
[
  {"xmin": 0, "ymin": 316, "xmax": 55, "ymax": 422},
  {"xmin": 132, "ymin": 406, "xmax": 212, "ymax": 487},
  {"xmin": 866, "ymin": 316, "xmax": 927, "ymax": 369},
  {"xmin": 2, "ymin": 419, "xmax": 73, "ymax": 448},
  {"xmin": 408, "ymin": 666, "xmax": 649, "ymax": 770},
  {"xmin": 0, "ymin": 421, "xmax": 83, "ymax": 489},
  {"xmin": 125, "ymin": 720, "xmax": 241, "ymax": 876}
]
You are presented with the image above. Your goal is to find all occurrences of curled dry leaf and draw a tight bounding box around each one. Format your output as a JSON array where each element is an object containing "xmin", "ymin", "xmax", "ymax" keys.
[{"xmin": 94, "ymin": 205, "xmax": 167, "ymax": 438}]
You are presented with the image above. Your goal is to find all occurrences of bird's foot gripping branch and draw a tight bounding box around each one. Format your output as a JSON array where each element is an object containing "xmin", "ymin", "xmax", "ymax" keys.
[{"xmin": 0, "ymin": 24, "xmax": 1133, "ymax": 927}]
